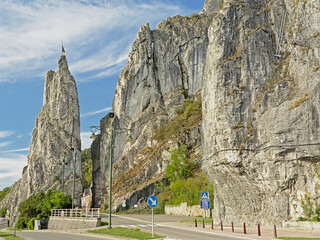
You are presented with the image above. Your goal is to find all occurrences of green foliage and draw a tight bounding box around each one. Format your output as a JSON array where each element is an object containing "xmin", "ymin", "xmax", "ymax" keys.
[
  {"xmin": 0, "ymin": 208, "xmax": 7, "ymax": 218},
  {"xmin": 27, "ymin": 218, "xmax": 35, "ymax": 230},
  {"xmin": 154, "ymin": 145, "xmax": 214, "ymax": 209},
  {"xmin": 16, "ymin": 217, "xmax": 27, "ymax": 230},
  {"xmin": 158, "ymin": 172, "xmax": 213, "ymax": 206},
  {"xmin": 82, "ymin": 148, "xmax": 92, "ymax": 190},
  {"xmin": 17, "ymin": 190, "xmax": 71, "ymax": 229},
  {"xmin": 166, "ymin": 145, "xmax": 195, "ymax": 181},
  {"xmin": 0, "ymin": 187, "xmax": 11, "ymax": 202},
  {"xmin": 153, "ymin": 98, "xmax": 202, "ymax": 141}
]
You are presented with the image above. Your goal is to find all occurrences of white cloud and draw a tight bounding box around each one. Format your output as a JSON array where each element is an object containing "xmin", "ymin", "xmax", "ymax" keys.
[
  {"xmin": 0, "ymin": 0, "xmax": 184, "ymax": 82},
  {"xmin": 81, "ymin": 132, "xmax": 93, "ymax": 150},
  {"xmin": 0, "ymin": 142, "xmax": 12, "ymax": 148},
  {"xmin": 0, "ymin": 153, "xmax": 28, "ymax": 190},
  {"xmin": 80, "ymin": 107, "xmax": 112, "ymax": 117},
  {"xmin": 0, "ymin": 147, "xmax": 30, "ymax": 153},
  {"xmin": 0, "ymin": 131, "xmax": 14, "ymax": 138}
]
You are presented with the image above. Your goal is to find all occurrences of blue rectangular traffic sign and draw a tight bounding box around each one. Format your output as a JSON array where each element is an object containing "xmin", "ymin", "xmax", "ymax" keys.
[
  {"xmin": 201, "ymin": 192, "xmax": 209, "ymax": 199},
  {"xmin": 200, "ymin": 198, "xmax": 210, "ymax": 209}
]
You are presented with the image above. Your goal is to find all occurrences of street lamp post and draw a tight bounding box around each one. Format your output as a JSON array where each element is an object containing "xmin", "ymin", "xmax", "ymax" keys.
[
  {"xmin": 108, "ymin": 126, "xmax": 113, "ymax": 229},
  {"xmin": 71, "ymin": 147, "xmax": 76, "ymax": 210},
  {"xmin": 90, "ymin": 112, "xmax": 131, "ymax": 229}
]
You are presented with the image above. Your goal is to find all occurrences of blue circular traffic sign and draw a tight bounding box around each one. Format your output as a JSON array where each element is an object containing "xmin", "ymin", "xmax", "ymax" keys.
[{"xmin": 147, "ymin": 195, "xmax": 158, "ymax": 208}]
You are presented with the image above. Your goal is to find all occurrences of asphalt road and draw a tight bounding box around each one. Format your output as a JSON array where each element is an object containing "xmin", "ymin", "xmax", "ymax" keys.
[
  {"xmin": 6, "ymin": 214, "xmax": 258, "ymax": 240},
  {"xmin": 104, "ymin": 214, "xmax": 257, "ymax": 240}
]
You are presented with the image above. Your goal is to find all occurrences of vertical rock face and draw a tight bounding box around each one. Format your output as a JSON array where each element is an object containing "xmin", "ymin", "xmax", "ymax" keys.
[
  {"xmin": 92, "ymin": 13, "xmax": 213, "ymax": 207},
  {"xmin": 28, "ymin": 55, "xmax": 82, "ymax": 201},
  {"xmin": 202, "ymin": 0, "xmax": 320, "ymax": 225},
  {"xmin": 0, "ymin": 55, "xmax": 82, "ymax": 225}
]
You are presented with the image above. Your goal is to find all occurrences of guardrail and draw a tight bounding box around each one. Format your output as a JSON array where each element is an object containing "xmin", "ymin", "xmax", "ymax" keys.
[{"xmin": 51, "ymin": 208, "xmax": 100, "ymax": 218}]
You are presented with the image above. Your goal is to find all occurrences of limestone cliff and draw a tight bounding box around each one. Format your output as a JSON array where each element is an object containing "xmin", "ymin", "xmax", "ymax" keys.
[
  {"xmin": 91, "ymin": 13, "xmax": 213, "ymax": 207},
  {"xmin": 28, "ymin": 55, "xmax": 82, "ymax": 199},
  {"xmin": 202, "ymin": 0, "xmax": 320, "ymax": 225},
  {"xmin": 0, "ymin": 55, "xmax": 82, "ymax": 225},
  {"xmin": 93, "ymin": 0, "xmax": 320, "ymax": 226}
]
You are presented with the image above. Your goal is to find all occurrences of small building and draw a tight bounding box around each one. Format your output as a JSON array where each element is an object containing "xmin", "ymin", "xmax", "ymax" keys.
[{"xmin": 81, "ymin": 182, "xmax": 93, "ymax": 209}]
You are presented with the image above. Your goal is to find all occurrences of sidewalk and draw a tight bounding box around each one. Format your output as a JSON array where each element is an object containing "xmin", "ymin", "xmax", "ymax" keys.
[{"xmin": 183, "ymin": 221, "xmax": 320, "ymax": 240}]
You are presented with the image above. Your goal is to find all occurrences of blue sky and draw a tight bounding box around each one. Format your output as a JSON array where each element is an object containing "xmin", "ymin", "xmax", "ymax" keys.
[{"xmin": 0, "ymin": 0, "xmax": 206, "ymax": 191}]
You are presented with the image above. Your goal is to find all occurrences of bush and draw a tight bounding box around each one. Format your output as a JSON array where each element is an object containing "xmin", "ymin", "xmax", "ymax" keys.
[
  {"xmin": 0, "ymin": 208, "xmax": 7, "ymax": 218},
  {"xmin": 166, "ymin": 145, "xmax": 195, "ymax": 181},
  {"xmin": 18, "ymin": 190, "xmax": 72, "ymax": 229},
  {"xmin": 27, "ymin": 218, "xmax": 35, "ymax": 230},
  {"xmin": 0, "ymin": 187, "xmax": 11, "ymax": 202},
  {"xmin": 157, "ymin": 172, "xmax": 213, "ymax": 207},
  {"xmin": 16, "ymin": 217, "xmax": 27, "ymax": 229}
]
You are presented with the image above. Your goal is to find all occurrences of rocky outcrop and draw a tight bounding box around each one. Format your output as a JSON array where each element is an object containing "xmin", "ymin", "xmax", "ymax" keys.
[
  {"xmin": 202, "ymin": 0, "xmax": 320, "ymax": 226},
  {"xmin": 0, "ymin": 167, "xmax": 28, "ymax": 225},
  {"xmin": 27, "ymin": 55, "xmax": 82, "ymax": 201},
  {"xmin": 92, "ymin": 13, "xmax": 212, "ymax": 207},
  {"xmin": 0, "ymin": 55, "xmax": 82, "ymax": 225},
  {"xmin": 92, "ymin": 0, "xmax": 320, "ymax": 226}
]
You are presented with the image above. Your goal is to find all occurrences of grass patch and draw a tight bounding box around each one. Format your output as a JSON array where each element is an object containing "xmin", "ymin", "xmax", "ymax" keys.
[
  {"xmin": 277, "ymin": 238, "xmax": 320, "ymax": 240},
  {"xmin": 88, "ymin": 227, "xmax": 165, "ymax": 239},
  {"xmin": 0, "ymin": 232, "xmax": 25, "ymax": 240}
]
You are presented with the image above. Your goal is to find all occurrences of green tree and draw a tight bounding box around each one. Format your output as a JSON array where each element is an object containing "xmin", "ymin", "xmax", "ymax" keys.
[
  {"xmin": 0, "ymin": 187, "xmax": 11, "ymax": 201},
  {"xmin": 166, "ymin": 145, "xmax": 195, "ymax": 181},
  {"xmin": 18, "ymin": 190, "xmax": 72, "ymax": 229},
  {"xmin": 82, "ymin": 148, "xmax": 92, "ymax": 190},
  {"xmin": 0, "ymin": 208, "xmax": 7, "ymax": 218}
]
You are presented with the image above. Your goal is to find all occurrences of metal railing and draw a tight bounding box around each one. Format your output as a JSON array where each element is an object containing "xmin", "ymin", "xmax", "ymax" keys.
[{"xmin": 51, "ymin": 208, "xmax": 100, "ymax": 218}]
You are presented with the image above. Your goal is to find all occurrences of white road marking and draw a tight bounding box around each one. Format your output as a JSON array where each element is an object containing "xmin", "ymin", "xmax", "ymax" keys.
[{"xmin": 112, "ymin": 215, "xmax": 258, "ymax": 240}]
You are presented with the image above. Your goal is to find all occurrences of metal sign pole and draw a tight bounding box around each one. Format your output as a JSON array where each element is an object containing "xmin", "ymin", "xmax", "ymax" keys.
[{"xmin": 152, "ymin": 207, "xmax": 154, "ymax": 237}]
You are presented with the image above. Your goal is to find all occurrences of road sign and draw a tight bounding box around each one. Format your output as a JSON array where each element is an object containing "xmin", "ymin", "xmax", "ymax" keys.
[
  {"xmin": 122, "ymin": 203, "xmax": 126, "ymax": 208},
  {"xmin": 148, "ymin": 195, "xmax": 158, "ymax": 208},
  {"xmin": 200, "ymin": 197, "xmax": 210, "ymax": 209},
  {"xmin": 201, "ymin": 192, "xmax": 209, "ymax": 198}
]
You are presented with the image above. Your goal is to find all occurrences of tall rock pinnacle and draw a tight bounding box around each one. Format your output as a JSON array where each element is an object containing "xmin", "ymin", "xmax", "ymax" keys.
[
  {"xmin": 0, "ymin": 55, "xmax": 83, "ymax": 226},
  {"xmin": 28, "ymin": 55, "xmax": 82, "ymax": 203}
]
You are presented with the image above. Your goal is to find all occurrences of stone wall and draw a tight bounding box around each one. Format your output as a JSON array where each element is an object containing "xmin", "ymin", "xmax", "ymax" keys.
[
  {"xmin": 48, "ymin": 217, "xmax": 101, "ymax": 230},
  {"xmin": 165, "ymin": 202, "xmax": 210, "ymax": 217}
]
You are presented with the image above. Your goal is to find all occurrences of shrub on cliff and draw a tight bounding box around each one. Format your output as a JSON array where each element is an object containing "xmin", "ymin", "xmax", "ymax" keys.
[
  {"xmin": 0, "ymin": 208, "xmax": 7, "ymax": 218},
  {"xmin": 155, "ymin": 145, "xmax": 213, "ymax": 209},
  {"xmin": 0, "ymin": 187, "xmax": 11, "ymax": 202},
  {"xmin": 166, "ymin": 145, "xmax": 195, "ymax": 181},
  {"xmin": 153, "ymin": 98, "xmax": 202, "ymax": 141}
]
